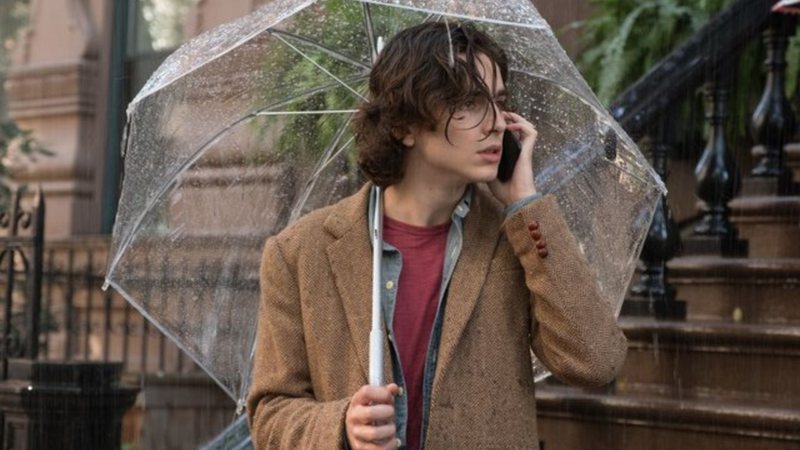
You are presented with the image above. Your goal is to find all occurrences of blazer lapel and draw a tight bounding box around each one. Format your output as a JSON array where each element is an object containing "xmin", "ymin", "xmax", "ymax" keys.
[
  {"xmin": 434, "ymin": 188, "xmax": 503, "ymax": 390},
  {"xmin": 324, "ymin": 184, "xmax": 392, "ymax": 383}
]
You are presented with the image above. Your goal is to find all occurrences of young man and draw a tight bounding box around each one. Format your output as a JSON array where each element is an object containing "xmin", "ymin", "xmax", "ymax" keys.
[{"xmin": 247, "ymin": 23, "xmax": 627, "ymax": 450}]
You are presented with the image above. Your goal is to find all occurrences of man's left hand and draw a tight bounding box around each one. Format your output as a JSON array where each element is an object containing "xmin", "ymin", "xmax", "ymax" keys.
[{"xmin": 489, "ymin": 111, "xmax": 538, "ymax": 206}]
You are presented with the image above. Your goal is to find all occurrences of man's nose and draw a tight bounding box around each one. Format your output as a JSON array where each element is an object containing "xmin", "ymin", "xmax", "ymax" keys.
[{"xmin": 489, "ymin": 103, "xmax": 506, "ymax": 133}]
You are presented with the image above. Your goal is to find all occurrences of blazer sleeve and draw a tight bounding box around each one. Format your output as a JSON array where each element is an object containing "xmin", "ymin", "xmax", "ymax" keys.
[
  {"xmin": 502, "ymin": 194, "xmax": 628, "ymax": 387},
  {"xmin": 246, "ymin": 237, "xmax": 350, "ymax": 449}
]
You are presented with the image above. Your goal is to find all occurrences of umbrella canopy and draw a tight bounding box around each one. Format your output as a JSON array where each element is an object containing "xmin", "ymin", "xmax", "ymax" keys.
[
  {"xmin": 774, "ymin": 0, "xmax": 800, "ymax": 14},
  {"xmin": 105, "ymin": 0, "xmax": 666, "ymax": 410}
]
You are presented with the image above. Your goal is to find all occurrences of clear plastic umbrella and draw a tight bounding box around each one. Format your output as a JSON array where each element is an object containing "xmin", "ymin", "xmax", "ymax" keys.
[
  {"xmin": 774, "ymin": 0, "xmax": 800, "ymax": 14},
  {"xmin": 104, "ymin": 0, "xmax": 666, "ymax": 412}
]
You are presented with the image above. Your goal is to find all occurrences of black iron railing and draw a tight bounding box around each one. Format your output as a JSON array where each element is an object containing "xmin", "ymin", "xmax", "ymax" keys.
[
  {"xmin": 0, "ymin": 228, "xmax": 208, "ymax": 377},
  {"xmin": 619, "ymin": 0, "xmax": 798, "ymax": 318},
  {"xmin": 37, "ymin": 238, "xmax": 208, "ymax": 375},
  {"xmin": 0, "ymin": 188, "xmax": 44, "ymax": 378}
]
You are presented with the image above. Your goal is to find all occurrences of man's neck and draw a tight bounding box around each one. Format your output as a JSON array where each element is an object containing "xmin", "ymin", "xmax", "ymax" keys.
[{"xmin": 383, "ymin": 179, "xmax": 466, "ymax": 227}]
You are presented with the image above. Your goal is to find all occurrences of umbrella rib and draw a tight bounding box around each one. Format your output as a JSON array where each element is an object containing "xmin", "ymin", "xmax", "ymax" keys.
[
  {"xmin": 252, "ymin": 74, "xmax": 368, "ymax": 116},
  {"xmin": 290, "ymin": 139, "xmax": 356, "ymax": 224},
  {"xmin": 362, "ymin": 3, "xmax": 378, "ymax": 63},
  {"xmin": 108, "ymin": 76, "xmax": 369, "ymax": 277},
  {"xmin": 312, "ymin": 136, "xmax": 355, "ymax": 180},
  {"xmin": 268, "ymin": 29, "xmax": 370, "ymax": 70},
  {"xmin": 133, "ymin": 0, "xmax": 316, "ymax": 103},
  {"xmin": 355, "ymin": 0, "xmax": 547, "ymax": 30},
  {"xmin": 288, "ymin": 124, "xmax": 356, "ymax": 224},
  {"xmin": 255, "ymin": 109, "xmax": 358, "ymax": 116},
  {"xmin": 271, "ymin": 32, "xmax": 368, "ymax": 102},
  {"xmin": 300, "ymin": 113, "xmax": 354, "ymax": 184},
  {"xmin": 104, "ymin": 278, "xmax": 238, "ymax": 401}
]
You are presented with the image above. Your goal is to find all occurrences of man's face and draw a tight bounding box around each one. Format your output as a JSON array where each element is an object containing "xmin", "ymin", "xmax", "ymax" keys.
[{"xmin": 404, "ymin": 52, "xmax": 508, "ymax": 186}]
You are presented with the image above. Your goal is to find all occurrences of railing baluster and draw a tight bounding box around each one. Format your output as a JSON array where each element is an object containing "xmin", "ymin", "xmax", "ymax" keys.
[
  {"xmin": 623, "ymin": 128, "xmax": 685, "ymax": 319},
  {"xmin": 26, "ymin": 189, "xmax": 44, "ymax": 361},
  {"xmin": 158, "ymin": 254, "xmax": 169, "ymax": 373},
  {"xmin": 123, "ymin": 301, "xmax": 131, "ymax": 371},
  {"xmin": 750, "ymin": 14, "xmax": 797, "ymax": 189},
  {"xmin": 141, "ymin": 252, "xmax": 152, "ymax": 375},
  {"xmin": 83, "ymin": 251, "xmax": 93, "ymax": 360},
  {"xmin": 141, "ymin": 317, "xmax": 149, "ymax": 374},
  {"xmin": 177, "ymin": 261, "xmax": 188, "ymax": 373},
  {"xmin": 686, "ymin": 65, "xmax": 747, "ymax": 256},
  {"xmin": 2, "ymin": 247, "xmax": 14, "ymax": 378},
  {"xmin": 43, "ymin": 248, "xmax": 55, "ymax": 360},
  {"xmin": 64, "ymin": 248, "xmax": 75, "ymax": 361},
  {"xmin": 103, "ymin": 288, "xmax": 112, "ymax": 362},
  {"xmin": 1, "ymin": 191, "xmax": 21, "ymax": 379}
]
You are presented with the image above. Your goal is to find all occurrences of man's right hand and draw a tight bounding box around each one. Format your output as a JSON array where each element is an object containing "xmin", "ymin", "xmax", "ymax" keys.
[{"xmin": 345, "ymin": 383, "xmax": 400, "ymax": 450}]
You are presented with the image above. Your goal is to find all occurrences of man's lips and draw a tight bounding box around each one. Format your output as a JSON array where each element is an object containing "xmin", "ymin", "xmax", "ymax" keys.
[{"xmin": 478, "ymin": 145, "xmax": 502, "ymax": 162}]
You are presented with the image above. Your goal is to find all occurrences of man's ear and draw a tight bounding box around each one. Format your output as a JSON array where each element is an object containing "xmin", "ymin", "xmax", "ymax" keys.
[
  {"xmin": 393, "ymin": 125, "xmax": 416, "ymax": 148},
  {"xmin": 401, "ymin": 131, "xmax": 415, "ymax": 148}
]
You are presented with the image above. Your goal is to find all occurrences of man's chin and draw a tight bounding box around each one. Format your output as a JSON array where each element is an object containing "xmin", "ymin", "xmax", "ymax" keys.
[{"xmin": 475, "ymin": 171, "xmax": 500, "ymax": 184}]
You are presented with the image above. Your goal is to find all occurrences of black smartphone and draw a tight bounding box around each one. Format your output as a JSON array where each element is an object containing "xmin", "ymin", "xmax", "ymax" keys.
[{"xmin": 497, "ymin": 130, "xmax": 521, "ymax": 182}]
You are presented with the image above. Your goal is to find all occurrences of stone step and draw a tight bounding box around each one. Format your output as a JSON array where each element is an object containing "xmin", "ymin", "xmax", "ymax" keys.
[
  {"xmin": 782, "ymin": 143, "xmax": 800, "ymax": 183},
  {"xmin": 616, "ymin": 318, "xmax": 800, "ymax": 401},
  {"xmin": 667, "ymin": 256, "xmax": 800, "ymax": 324},
  {"xmin": 536, "ymin": 385, "xmax": 800, "ymax": 450},
  {"xmin": 729, "ymin": 195, "xmax": 800, "ymax": 258}
]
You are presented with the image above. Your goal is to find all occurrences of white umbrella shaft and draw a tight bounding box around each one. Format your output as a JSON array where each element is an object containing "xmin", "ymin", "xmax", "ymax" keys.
[{"xmin": 370, "ymin": 186, "xmax": 384, "ymax": 386}]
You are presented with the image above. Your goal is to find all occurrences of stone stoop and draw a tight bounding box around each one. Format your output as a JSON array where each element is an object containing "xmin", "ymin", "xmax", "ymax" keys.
[
  {"xmin": 535, "ymin": 318, "xmax": 800, "ymax": 449},
  {"xmin": 782, "ymin": 144, "xmax": 800, "ymax": 183},
  {"xmin": 616, "ymin": 318, "xmax": 800, "ymax": 401},
  {"xmin": 729, "ymin": 196, "xmax": 800, "ymax": 258},
  {"xmin": 536, "ymin": 385, "xmax": 800, "ymax": 450},
  {"xmin": 667, "ymin": 256, "xmax": 800, "ymax": 324},
  {"xmin": 536, "ymin": 257, "xmax": 800, "ymax": 449}
]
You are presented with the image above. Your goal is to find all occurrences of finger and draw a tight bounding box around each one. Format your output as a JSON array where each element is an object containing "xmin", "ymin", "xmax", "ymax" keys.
[
  {"xmin": 352, "ymin": 442, "xmax": 397, "ymax": 450},
  {"xmin": 349, "ymin": 404, "xmax": 395, "ymax": 425},
  {"xmin": 352, "ymin": 385, "xmax": 396, "ymax": 406},
  {"xmin": 351, "ymin": 423, "xmax": 397, "ymax": 444},
  {"xmin": 505, "ymin": 120, "xmax": 536, "ymax": 133},
  {"xmin": 505, "ymin": 124, "xmax": 537, "ymax": 145},
  {"xmin": 504, "ymin": 111, "xmax": 533, "ymax": 124},
  {"xmin": 506, "ymin": 127, "xmax": 537, "ymax": 143},
  {"xmin": 504, "ymin": 119, "xmax": 535, "ymax": 131},
  {"xmin": 349, "ymin": 442, "xmax": 383, "ymax": 450},
  {"xmin": 375, "ymin": 436, "xmax": 401, "ymax": 450},
  {"xmin": 504, "ymin": 114, "xmax": 537, "ymax": 133}
]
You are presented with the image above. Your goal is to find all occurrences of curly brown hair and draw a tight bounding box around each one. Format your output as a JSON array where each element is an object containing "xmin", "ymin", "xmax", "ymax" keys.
[{"xmin": 353, "ymin": 22, "xmax": 509, "ymax": 187}]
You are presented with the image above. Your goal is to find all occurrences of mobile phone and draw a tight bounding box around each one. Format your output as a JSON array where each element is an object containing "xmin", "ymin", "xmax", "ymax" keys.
[{"xmin": 497, "ymin": 130, "xmax": 521, "ymax": 182}]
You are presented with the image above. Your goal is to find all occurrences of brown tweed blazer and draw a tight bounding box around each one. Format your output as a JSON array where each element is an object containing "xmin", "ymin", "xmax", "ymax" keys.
[{"xmin": 247, "ymin": 183, "xmax": 628, "ymax": 449}]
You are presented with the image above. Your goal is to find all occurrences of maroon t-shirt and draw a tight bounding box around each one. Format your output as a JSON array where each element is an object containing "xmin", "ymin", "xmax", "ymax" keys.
[{"xmin": 383, "ymin": 216, "xmax": 449, "ymax": 450}]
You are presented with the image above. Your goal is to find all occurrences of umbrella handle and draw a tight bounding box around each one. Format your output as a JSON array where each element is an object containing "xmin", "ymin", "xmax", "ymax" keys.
[
  {"xmin": 369, "ymin": 329, "xmax": 384, "ymax": 386},
  {"xmin": 369, "ymin": 186, "xmax": 384, "ymax": 386}
]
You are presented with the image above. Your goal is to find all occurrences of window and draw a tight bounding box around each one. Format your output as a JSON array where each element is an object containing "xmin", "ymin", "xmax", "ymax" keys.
[{"xmin": 103, "ymin": 0, "xmax": 199, "ymax": 232}]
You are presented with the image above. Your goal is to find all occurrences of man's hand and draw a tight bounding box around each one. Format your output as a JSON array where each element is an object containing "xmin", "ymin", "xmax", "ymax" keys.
[
  {"xmin": 346, "ymin": 384, "xmax": 400, "ymax": 450},
  {"xmin": 489, "ymin": 111, "xmax": 538, "ymax": 206}
]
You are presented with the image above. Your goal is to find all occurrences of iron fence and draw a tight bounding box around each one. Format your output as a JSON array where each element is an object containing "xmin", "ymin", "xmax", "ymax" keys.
[{"xmin": 34, "ymin": 237, "xmax": 203, "ymax": 376}]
